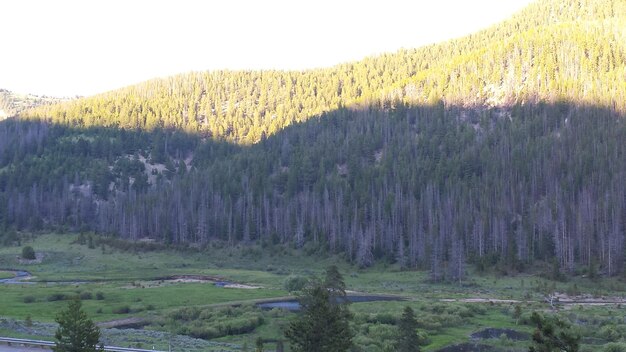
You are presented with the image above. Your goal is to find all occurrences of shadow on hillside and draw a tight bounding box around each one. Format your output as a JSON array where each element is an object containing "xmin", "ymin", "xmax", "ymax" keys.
[{"xmin": 2, "ymin": 100, "xmax": 626, "ymax": 275}]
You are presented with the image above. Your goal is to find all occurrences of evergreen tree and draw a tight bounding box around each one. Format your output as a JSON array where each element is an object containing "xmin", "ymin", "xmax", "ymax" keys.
[
  {"xmin": 285, "ymin": 276, "xmax": 353, "ymax": 352},
  {"xmin": 528, "ymin": 312, "xmax": 580, "ymax": 352},
  {"xmin": 21, "ymin": 246, "xmax": 36, "ymax": 260},
  {"xmin": 53, "ymin": 298, "xmax": 101, "ymax": 352},
  {"xmin": 324, "ymin": 265, "xmax": 347, "ymax": 298},
  {"xmin": 395, "ymin": 306, "xmax": 421, "ymax": 352}
]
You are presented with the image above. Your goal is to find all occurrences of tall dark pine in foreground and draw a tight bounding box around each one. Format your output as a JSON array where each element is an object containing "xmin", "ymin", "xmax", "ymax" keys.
[
  {"xmin": 285, "ymin": 267, "xmax": 353, "ymax": 352},
  {"xmin": 54, "ymin": 298, "xmax": 101, "ymax": 352},
  {"xmin": 395, "ymin": 306, "xmax": 421, "ymax": 352}
]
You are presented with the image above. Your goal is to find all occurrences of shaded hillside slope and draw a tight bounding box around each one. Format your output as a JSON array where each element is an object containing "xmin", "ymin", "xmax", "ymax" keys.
[{"xmin": 4, "ymin": 100, "xmax": 626, "ymax": 278}]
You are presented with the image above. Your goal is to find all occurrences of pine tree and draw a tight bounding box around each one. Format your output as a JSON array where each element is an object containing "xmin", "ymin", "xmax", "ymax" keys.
[
  {"xmin": 324, "ymin": 265, "xmax": 347, "ymax": 298},
  {"xmin": 528, "ymin": 312, "xmax": 580, "ymax": 352},
  {"xmin": 54, "ymin": 298, "xmax": 101, "ymax": 352},
  {"xmin": 285, "ymin": 273, "xmax": 353, "ymax": 352},
  {"xmin": 395, "ymin": 306, "xmax": 421, "ymax": 352}
]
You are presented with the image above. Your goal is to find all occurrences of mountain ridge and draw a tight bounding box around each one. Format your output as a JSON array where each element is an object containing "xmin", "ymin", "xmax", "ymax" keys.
[
  {"xmin": 20, "ymin": 0, "xmax": 625, "ymax": 143},
  {"xmin": 0, "ymin": 89, "xmax": 69, "ymax": 120}
]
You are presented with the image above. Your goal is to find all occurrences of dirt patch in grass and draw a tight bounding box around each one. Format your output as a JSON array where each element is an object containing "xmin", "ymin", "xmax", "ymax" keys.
[
  {"xmin": 470, "ymin": 328, "xmax": 529, "ymax": 341},
  {"xmin": 98, "ymin": 317, "xmax": 148, "ymax": 329},
  {"xmin": 552, "ymin": 292, "xmax": 626, "ymax": 305},
  {"xmin": 440, "ymin": 298, "xmax": 523, "ymax": 303},
  {"xmin": 17, "ymin": 252, "xmax": 45, "ymax": 264},
  {"xmin": 222, "ymin": 283, "xmax": 261, "ymax": 289},
  {"xmin": 123, "ymin": 275, "xmax": 262, "ymax": 289}
]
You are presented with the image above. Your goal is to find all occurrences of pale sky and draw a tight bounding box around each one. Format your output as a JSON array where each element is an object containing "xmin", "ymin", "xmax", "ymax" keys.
[{"xmin": 1, "ymin": 0, "xmax": 535, "ymax": 97}]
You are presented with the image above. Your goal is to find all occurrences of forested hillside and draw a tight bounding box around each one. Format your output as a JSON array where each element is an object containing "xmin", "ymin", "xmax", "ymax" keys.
[
  {"xmin": 5, "ymin": 0, "xmax": 626, "ymax": 279},
  {"xmin": 0, "ymin": 89, "xmax": 67, "ymax": 120},
  {"xmin": 21, "ymin": 0, "xmax": 626, "ymax": 142}
]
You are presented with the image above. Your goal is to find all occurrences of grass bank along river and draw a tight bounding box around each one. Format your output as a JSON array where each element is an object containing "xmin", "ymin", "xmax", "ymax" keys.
[{"xmin": 2, "ymin": 234, "xmax": 626, "ymax": 351}]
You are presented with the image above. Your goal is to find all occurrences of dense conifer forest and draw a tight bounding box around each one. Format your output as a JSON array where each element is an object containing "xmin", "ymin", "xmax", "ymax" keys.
[{"xmin": 4, "ymin": 0, "xmax": 626, "ymax": 280}]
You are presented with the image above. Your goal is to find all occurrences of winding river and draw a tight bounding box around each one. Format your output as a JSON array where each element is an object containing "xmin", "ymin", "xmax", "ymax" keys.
[
  {"xmin": 0, "ymin": 270, "xmax": 33, "ymax": 284},
  {"xmin": 257, "ymin": 294, "xmax": 405, "ymax": 311}
]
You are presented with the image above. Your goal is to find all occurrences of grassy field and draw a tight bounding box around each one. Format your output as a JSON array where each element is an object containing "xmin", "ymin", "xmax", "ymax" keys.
[
  {"xmin": 0, "ymin": 234, "xmax": 293, "ymax": 322},
  {"xmin": 0, "ymin": 270, "xmax": 13, "ymax": 279},
  {"xmin": 2, "ymin": 233, "xmax": 626, "ymax": 352}
]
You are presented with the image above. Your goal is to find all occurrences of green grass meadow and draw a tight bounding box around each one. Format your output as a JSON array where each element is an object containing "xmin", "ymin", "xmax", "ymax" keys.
[{"xmin": 2, "ymin": 233, "xmax": 626, "ymax": 351}]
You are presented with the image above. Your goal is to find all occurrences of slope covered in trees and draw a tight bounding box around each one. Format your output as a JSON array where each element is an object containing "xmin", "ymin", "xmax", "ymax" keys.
[
  {"xmin": 5, "ymin": 0, "xmax": 626, "ymax": 279},
  {"xmin": 22, "ymin": 0, "xmax": 626, "ymax": 143},
  {"xmin": 6, "ymin": 101, "xmax": 626, "ymax": 277},
  {"xmin": 0, "ymin": 89, "xmax": 67, "ymax": 120}
]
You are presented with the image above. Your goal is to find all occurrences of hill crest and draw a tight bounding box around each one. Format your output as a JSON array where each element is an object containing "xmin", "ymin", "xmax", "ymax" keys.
[{"xmin": 18, "ymin": 0, "xmax": 626, "ymax": 143}]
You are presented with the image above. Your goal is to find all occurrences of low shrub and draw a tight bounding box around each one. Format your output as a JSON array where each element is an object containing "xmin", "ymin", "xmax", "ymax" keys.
[
  {"xmin": 112, "ymin": 305, "xmax": 131, "ymax": 314},
  {"xmin": 21, "ymin": 246, "xmax": 36, "ymax": 260},
  {"xmin": 604, "ymin": 342, "xmax": 626, "ymax": 352},
  {"xmin": 46, "ymin": 293, "xmax": 67, "ymax": 302},
  {"xmin": 366, "ymin": 313, "xmax": 397, "ymax": 325},
  {"xmin": 283, "ymin": 275, "xmax": 309, "ymax": 293},
  {"xmin": 169, "ymin": 305, "xmax": 265, "ymax": 339},
  {"xmin": 598, "ymin": 324, "xmax": 626, "ymax": 342}
]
